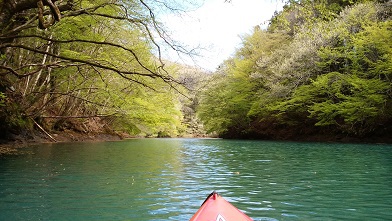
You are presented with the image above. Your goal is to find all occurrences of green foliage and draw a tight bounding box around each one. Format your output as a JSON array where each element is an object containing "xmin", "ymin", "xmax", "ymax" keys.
[
  {"xmin": 120, "ymin": 86, "xmax": 183, "ymax": 137},
  {"xmin": 198, "ymin": 1, "xmax": 392, "ymax": 138},
  {"xmin": 349, "ymin": 20, "xmax": 392, "ymax": 78},
  {"xmin": 268, "ymin": 0, "xmax": 372, "ymax": 34},
  {"xmin": 198, "ymin": 28, "xmax": 290, "ymax": 136},
  {"xmin": 277, "ymin": 72, "xmax": 389, "ymax": 134},
  {"xmin": 0, "ymin": 98, "xmax": 31, "ymax": 134},
  {"xmin": 197, "ymin": 74, "xmax": 239, "ymax": 134},
  {"xmin": 1, "ymin": 0, "xmax": 188, "ymax": 137}
]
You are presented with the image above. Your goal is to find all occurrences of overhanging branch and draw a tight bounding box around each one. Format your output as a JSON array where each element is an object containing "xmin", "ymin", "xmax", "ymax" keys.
[{"xmin": 1, "ymin": 43, "xmax": 158, "ymax": 79}]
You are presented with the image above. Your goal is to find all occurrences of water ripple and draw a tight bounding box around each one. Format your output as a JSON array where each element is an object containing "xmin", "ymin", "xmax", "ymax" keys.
[{"xmin": 0, "ymin": 139, "xmax": 392, "ymax": 220}]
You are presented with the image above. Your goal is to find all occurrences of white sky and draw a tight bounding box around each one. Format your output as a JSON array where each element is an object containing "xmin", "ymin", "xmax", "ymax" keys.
[{"xmin": 158, "ymin": 0, "xmax": 285, "ymax": 71}]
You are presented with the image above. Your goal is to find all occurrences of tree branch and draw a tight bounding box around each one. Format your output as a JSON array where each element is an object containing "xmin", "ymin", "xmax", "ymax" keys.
[
  {"xmin": 2, "ymin": 34, "xmax": 165, "ymax": 77},
  {"xmin": 1, "ymin": 43, "xmax": 158, "ymax": 78},
  {"xmin": 1, "ymin": 35, "xmax": 182, "ymax": 85}
]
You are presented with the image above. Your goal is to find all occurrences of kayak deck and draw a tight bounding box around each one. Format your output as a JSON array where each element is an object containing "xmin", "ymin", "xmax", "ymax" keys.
[{"xmin": 190, "ymin": 191, "xmax": 253, "ymax": 221}]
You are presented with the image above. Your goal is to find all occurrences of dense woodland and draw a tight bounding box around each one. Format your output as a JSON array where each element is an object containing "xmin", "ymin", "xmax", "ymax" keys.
[
  {"xmin": 1, "ymin": 0, "xmax": 391, "ymax": 142},
  {"xmin": 198, "ymin": 0, "xmax": 392, "ymax": 141},
  {"xmin": 0, "ymin": 0, "xmax": 204, "ymax": 141}
]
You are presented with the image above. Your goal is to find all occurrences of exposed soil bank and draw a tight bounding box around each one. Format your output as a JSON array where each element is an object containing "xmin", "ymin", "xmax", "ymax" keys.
[{"xmin": 0, "ymin": 129, "xmax": 125, "ymax": 155}]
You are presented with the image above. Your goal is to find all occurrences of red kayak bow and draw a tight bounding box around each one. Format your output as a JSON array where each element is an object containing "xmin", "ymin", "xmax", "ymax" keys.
[{"xmin": 190, "ymin": 191, "xmax": 253, "ymax": 221}]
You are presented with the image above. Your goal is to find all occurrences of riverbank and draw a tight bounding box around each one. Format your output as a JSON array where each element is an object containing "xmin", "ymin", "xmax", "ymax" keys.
[
  {"xmin": 2, "ymin": 128, "xmax": 391, "ymax": 156},
  {"xmin": 0, "ymin": 129, "xmax": 126, "ymax": 155},
  {"xmin": 0, "ymin": 129, "xmax": 210, "ymax": 155}
]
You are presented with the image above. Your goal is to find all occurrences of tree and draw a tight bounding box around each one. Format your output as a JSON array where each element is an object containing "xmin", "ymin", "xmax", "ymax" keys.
[
  {"xmin": 266, "ymin": 2, "xmax": 392, "ymax": 136},
  {"xmin": 0, "ymin": 0, "xmax": 190, "ymax": 137},
  {"xmin": 274, "ymin": 72, "xmax": 389, "ymax": 135},
  {"xmin": 198, "ymin": 28, "xmax": 290, "ymax": 138},
  {"xmin": 197, "ymin": 0, "xmax": 392, "ymax": 139},
  {"xmin": 1, "ymin": 0, "xmax": 184, "ymax": 85}
]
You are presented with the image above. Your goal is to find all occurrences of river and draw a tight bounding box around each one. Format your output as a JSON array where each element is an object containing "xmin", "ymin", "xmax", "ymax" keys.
[{"xmin": 1, "ymin": 138, "xmax": 391, "ymax": 220}]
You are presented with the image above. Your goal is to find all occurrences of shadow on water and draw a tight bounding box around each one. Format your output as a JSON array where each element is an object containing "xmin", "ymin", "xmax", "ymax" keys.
[{"xmin": 1, "ymin": 139, "xmax": 392, "ymax": 220}]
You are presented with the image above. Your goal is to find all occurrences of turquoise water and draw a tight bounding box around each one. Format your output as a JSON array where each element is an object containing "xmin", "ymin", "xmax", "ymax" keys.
[{"xmin": 0, "ymin": 139, "xmax": 391, "ymax": 220}]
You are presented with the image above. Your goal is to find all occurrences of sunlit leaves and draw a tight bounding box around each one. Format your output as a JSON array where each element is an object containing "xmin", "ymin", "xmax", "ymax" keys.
[
  {"xmin": 349, "ymin": 20, "xmax": 392, "ymax": 78},
  {"xmin": 283, "ymin": 72, "xmax": 389, "ymax": 132},
  {"xmin": 111, "ymin": 83, "xmax": 183, "ymax": 137},
  {"xmin": 0, "ymin": 0, "xmax": 189, "ymax": 137},
  {"xmin": 197, "ymin": 29, "xmax": 289, "ymax": 136},
  {"xmin": 198, "ymin": 1, "xmax": 392, "ymax": 138}
]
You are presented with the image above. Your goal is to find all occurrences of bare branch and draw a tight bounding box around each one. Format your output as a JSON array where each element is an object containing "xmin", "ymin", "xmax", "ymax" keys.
[
  {"xmin": 30, "ymin": 91, "xmax": 112, "ymax": 108},
  {"xmin": 1, "ymin": 43, "xmax": 157, "ymax": 78},
  {"xmin": 0, "ymin": 65, "xmax": 25, "ymax": 77},
  {"xmin": 1, "ymin": 34, "xmax": 181, "ymax": 83},
  {"xmin": 38, "ymin": 0, "xmax": 56, "ymax": 29}
]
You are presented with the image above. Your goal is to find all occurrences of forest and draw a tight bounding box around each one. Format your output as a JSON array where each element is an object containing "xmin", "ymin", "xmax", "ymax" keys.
[
  {"xmin": 1, "ymin": 0, "xmax": 391, "ymax": 143},
  {"xmin": 0, "ymin": 0, "xmax": 204, "ymax": 142},
  {"xmin": 198, "ymin": 0, "xmax": 392, "ymax": 141}
]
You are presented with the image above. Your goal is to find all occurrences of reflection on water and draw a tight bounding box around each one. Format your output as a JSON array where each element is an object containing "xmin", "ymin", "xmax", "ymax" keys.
[{"xmin": 1, "ymin": 139, "xmax": 392, "ymax": 220}]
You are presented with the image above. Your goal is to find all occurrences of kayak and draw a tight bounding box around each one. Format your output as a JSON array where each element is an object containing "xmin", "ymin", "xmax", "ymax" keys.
[{"xmin": 190, "ymin": 191, "xmax": 253, "ymax": 221}]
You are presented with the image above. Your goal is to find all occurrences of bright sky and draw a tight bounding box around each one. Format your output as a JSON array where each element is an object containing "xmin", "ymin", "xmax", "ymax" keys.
[{"xmin": 159, "ymin": 0, "xmax": 285, "ymax": 71}]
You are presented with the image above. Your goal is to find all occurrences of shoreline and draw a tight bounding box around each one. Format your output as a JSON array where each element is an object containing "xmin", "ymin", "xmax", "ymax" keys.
[
  {"xmin": 0, "ymin": 130, "xmax": 125, "ymax": 155},
  {"xmin": 0, "ymin": 130, "xmax": 211, "ymax": 155},
  {"xmin": 1, "ymin": 130, "xmax": 391, "ymax": 156}
]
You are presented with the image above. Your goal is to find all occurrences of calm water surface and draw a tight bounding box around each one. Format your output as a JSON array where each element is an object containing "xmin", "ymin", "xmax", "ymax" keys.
[{"xmin": 0, "ymin": 139, "xmax": 391, "ymax": 220}]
